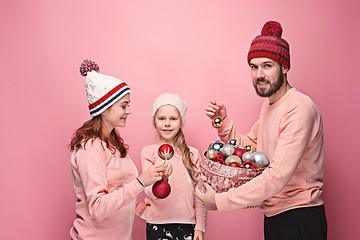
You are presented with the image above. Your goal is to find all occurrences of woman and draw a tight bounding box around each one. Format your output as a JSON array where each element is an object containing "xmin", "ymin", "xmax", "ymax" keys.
[{"xmin": 69, "ymin": 60, "xmax": 171, "ymax": 240}]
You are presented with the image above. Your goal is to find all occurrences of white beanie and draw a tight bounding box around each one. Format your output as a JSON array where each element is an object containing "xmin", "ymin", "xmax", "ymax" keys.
[
  {"xmin": 152, "ymin": 93, "xmax": 187, "ymax": 125},
  {"xmin": 80, "ymin": 59, "xmax": 131, "ymax": 117}
]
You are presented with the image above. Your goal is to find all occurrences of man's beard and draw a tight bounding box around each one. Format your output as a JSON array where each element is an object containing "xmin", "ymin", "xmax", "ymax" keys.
[{"xmin": 253, "ymin": 71, "xmax": 284, "ymax": 97}]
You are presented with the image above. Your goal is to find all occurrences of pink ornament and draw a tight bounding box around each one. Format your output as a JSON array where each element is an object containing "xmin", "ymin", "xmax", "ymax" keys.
[{"xmin": 158, "ymin": 144, "xmax": 174, "ymax": 160}]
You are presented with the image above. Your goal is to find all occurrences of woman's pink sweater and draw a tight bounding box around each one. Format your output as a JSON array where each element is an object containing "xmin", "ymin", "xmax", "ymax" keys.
[
  {"xmin": 140, "ymin": 144, "xmax": 207, "ymax": 233},
  {"xmin": 215, "ymin": 88, "xmax": 325, "ymax": 217},
  {"xmin": 70, "ymin": 139, "xmax": 144, "ymax": 240}
]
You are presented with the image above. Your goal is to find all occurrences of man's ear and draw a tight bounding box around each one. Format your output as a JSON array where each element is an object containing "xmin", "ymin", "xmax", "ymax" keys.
[{"xmin": 282, "ymin": 65, "xmax": 288, "ymax": 74}]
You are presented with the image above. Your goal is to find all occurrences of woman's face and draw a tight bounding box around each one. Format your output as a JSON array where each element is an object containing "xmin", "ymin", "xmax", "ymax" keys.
[
  {"xmin": 154, "ymin": 104, "xmax": 181, "ymax": 144},
  {"xmin": 101, "ymin": 93, "xmax": 131, "ymax": 131}
]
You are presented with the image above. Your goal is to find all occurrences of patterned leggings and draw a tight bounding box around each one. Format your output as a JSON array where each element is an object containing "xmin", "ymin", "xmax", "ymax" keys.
[{"xmin": 146, "ymin": 223, "xmax": 195, "ymax": 240}]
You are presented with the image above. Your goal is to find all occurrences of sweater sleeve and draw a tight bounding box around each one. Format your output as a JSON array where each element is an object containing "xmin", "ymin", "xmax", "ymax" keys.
[
  {"xmin": 76, "ymin": 140, "xmax": 144, "ymax": 221},
  {"xmin": 217, "ymin": 116, "xmax": 258, "ymax": 147},
  {"xmin": 193, "ymin": 150, "xmax": 207, "ymax": 233},
  {"xmin": 215, "ymin": 105, "xmax": 316, "ymax": 210},
  {"xmin": 140, "ymin": 147, "xmax": 157, "ymax": 199}
]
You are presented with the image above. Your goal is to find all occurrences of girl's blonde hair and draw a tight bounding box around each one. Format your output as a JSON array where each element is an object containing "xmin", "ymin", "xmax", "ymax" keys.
[{"xmin": 174, "ymin": 129, "xmax": 198, "ymax": 184}]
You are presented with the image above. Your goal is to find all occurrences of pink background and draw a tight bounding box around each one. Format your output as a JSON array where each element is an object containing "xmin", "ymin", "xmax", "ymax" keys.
[{"xmin": 1, "ymin": 0, "xmax": 360, "ymax": 239}]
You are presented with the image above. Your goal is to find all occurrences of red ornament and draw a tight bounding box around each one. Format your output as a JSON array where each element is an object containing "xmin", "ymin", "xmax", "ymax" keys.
[
  {"xmin": 216, "ymin": 152, "xmax": 224, "ymax": 160},
  {"xmin": 214, "ymin": 159, "xmax": 226, "ymax": 165},
  {"xmin": 234, "ymin": 148, "xmax": 247, "ymax": 159},
  {"xmin": 152, "ymin": 180, "xmax": 171, "ymax": 199},
  {"xmin": 158, "ymin": 144, "xmax": 174, "ymax": 160},
  {"xmin": 242, "ymin": 161, "xmax": 257, "ymax": 169},
  {"xmin": 228, "ymin": 162, "xmax": 241, "ymax": 168}
]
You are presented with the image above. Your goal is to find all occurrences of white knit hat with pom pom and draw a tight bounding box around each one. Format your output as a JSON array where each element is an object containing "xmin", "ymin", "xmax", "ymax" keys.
[{"xmin": 79, "ymin": 59, "xmax": 131, "ymax": 117}]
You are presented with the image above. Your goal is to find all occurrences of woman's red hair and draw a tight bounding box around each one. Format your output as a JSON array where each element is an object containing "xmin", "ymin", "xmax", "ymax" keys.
[{"xmin": 69, "ymin": 116, "xmax": 128, "ymax": 157}]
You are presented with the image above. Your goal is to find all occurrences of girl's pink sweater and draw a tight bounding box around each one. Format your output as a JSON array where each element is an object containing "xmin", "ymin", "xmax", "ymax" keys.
[
  {"xmin": 140, "ymin": 144, "xmax": 207, "ymax": 233},
  {"xmin": 215, "ymin": 88, "xmax": 325, "ymax": 217},
  {"xmin": 70, "ymin": 139, "xmax": 144, "ymax": 240}
]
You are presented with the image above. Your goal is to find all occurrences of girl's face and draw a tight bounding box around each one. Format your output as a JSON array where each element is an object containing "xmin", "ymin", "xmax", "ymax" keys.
[
  {"xmin": 101, "ymin": 93, "xmax": 131, "ymax": 132},
  {"xmin": 154, "ymin": 104, "xmax": 181, "ymax": 145}
]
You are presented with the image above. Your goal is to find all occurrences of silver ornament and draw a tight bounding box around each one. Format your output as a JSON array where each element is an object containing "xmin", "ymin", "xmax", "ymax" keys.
[
  {"xmin": 242, "ymin": 151, "xmax": 255, "ymax": 162},
  {"xmin": 208, "ymin": 141, "xmax": 224, "ymax": 152},
  {"xmin": 228, "ymin": 139, "xmax": 237, "ymax": 146},
  {"xmin": 222, "ymin": 144, "xmax": 235, "ymax": 156},
  {"xmin": 253, "ymin": 151, "xmax": 270, "ymax": 167}
]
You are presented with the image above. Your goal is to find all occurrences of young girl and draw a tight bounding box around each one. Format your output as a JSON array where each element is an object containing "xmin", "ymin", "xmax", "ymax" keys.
[
  {"xmin": 69, "ymin": 60, "xmax": 170, "ymax": 240},
  {"xmin": 140, "ymin": 93, "xmax": 207, "ymax": 240}
]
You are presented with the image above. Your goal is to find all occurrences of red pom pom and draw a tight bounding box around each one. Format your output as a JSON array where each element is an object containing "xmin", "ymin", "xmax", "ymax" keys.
[
  {"xmin": 261, "ymin": 21, "xmax": 282, "ymax": 38},
  {"xmin": 80, "ymin": 59, "xmax": 100, "ymax": 76}
]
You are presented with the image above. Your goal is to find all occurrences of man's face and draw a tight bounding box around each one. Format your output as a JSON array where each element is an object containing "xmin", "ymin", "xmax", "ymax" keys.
[{"xmin": 249, "ymin": 58, "xmax": 285, "ymax": 98}]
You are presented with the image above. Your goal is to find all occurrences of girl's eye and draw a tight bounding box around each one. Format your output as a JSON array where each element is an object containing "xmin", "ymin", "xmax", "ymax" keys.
[
  {"xmin": 159, "ymin": 117, "xmax": 165, "ymax": 120},
  {"xmin": 171, "ymin": 118, "xmax": 177, "ymax": 121}
]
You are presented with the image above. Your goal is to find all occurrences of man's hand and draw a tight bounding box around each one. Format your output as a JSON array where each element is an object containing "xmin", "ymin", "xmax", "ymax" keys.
[
  {"xmin": 195, "ymin": 182, "xmax": 218, "ymax": 210},
  {"xmin": 205, "ymin": 100, "xmax": 227, "ymax": 120}
]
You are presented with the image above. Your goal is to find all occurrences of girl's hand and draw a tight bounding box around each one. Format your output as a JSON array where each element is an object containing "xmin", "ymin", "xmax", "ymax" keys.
[
  {"xmin": 194, "ymin": 230, "xmax": 204, "ymax": 240},
  {"xmin": 163, "ymin": 161, "xmax": 173, "ymax": 179},
  {"xmin": 205, "ymin": 100, "xmax": 227, "ymax": 120},
  {"xmin": 138, "ymin": 164, "xmax": 164, "ymax": 187}
]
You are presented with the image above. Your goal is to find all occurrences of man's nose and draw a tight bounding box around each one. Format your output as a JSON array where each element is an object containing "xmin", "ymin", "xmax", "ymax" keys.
[{"xmin": 256, "ymin": 68, "xmax": 264, "ymax": 79}]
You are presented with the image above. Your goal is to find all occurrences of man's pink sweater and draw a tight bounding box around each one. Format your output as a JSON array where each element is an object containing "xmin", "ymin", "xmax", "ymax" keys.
[
  {"xmin": 140, "ymin": 144, "xmax": 207, "ymax": 233},
  {"xmin": 70, "ymin": 139, "xmax": 144, "ymax": 240},
  {"xmin": 215, "ymin": 88, "xmax": 325, "ymax": 217}
]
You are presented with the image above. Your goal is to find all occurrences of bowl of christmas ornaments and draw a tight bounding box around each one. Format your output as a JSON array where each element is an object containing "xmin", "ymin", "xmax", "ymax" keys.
[{"xmin": 200, "ymin": 139, "xmax": 270, "ymax": 208}]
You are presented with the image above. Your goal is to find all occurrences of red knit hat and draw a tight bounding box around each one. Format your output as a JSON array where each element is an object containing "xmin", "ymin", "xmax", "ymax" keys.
[{"xmin": 247, "ymin": 21, "xmax": 290, "ymax": 70}]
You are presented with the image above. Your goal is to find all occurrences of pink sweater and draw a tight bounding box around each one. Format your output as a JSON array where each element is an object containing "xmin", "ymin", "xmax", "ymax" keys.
[
  {"xmin": 215, "ymin": 88, "xmax": 324, "ymax": 217},
  {"xmin": 70, "ymin": 139, "xmax": 144, "ymax": 240},
  {"xmin": 140, "ymin": 144, "xmax": 207, "ymax": 233}
]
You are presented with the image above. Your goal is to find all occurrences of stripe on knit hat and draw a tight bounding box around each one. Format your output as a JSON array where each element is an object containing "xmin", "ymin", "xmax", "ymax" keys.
[{"xmin": 89, "ymin": 82, "xmax": 130, "ymax": 117}]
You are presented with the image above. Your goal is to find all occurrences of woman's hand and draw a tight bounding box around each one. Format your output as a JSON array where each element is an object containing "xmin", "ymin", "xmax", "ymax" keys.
[
  {"xmin": 194, "ymin": 230, "xmax": 204, "ymax": 240},
  {"xmin": 205, "ymin": 100, "xmax": 227, "ymax": 120},
  {"xmin": 138, "ymin": 164, "xmax": 164, "ymax": 187}
]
